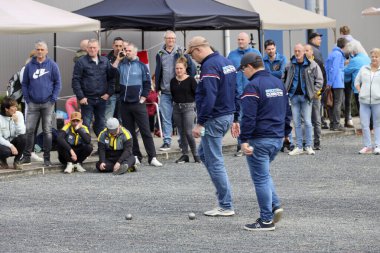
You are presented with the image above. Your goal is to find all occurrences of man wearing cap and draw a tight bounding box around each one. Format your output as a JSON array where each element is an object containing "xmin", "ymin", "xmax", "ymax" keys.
[
  {"xmin": 187, "ymin": 36, "xmax": 237, "ymax": 217},
  {"xmin": 238, "ymin": 52, "xmax": 290, "ymax": 231},
  {"xmin": 308, "ymin": 32, "xmax": 324, "ymax": 64},
  {"xmin": 57, "ymin": 111, "xmax": 93, "ymax": 174},
  {"xmin": 228, "ymin": 32, "xmax": 262, "ymax": 157},
  {"xmin": 96, "ymin": 118, "xmax": 136, "ymax": 175}
]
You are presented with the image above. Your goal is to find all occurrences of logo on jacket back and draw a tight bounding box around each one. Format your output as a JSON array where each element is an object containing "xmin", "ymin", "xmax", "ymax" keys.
[
  {"xmin": 33, "ymin": 69, "xmax": 49, "ymax": 79},
  {"xmin": 266, "ymin": 88, "xmax": 283, "ymax": 98}
]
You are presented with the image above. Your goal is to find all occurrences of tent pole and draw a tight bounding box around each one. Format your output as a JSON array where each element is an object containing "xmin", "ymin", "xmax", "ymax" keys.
[
  {"xmin": 142, "ymin": 31, "xmax": 145, "ymax": 49},
  {"xmin": 289, "ymin": 30, "xmax": 292, "ymax": 58},
  {"xmin": 258, "ymin": 21, "xmax": 263, "ymax": 53},
  {"xmin": 53, "ymin": 33, "xmax": 57, "ymax": 61},
  {"xmin": 183, "ymin": 31, "xmax": 186, "ymax": 49},
  {"xmin": 224, "ymin": 30, "xmax": 230, "ymax": 57}
]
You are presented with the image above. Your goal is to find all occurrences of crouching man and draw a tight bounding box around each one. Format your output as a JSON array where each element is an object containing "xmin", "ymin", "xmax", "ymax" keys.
[
  {"xmin": 0, "ymin": 97, "xmax": 26, "ymax": 170},
  {"xmin": 96, "ymin": 118, "xmax": 136, "ymax": 175},
  {"xmin": 57, "ymin": 112, "xmax": 93, "ymax": 173}
]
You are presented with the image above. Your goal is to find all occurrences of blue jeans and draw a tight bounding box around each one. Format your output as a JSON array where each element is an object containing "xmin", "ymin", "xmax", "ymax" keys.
[
  {"xmin": 291, "ymin": 95, "xmax": 313, "ymax": 148},
  {"xmin": 24, "ymin": 101, "xmax": 54, "ymax": 159},
  {"xmin": 104, "ymin": 93, "xmax": 121, "ymax": 123},
  {"xmin": 198, "ymin": 114, "xmax": 233, "ymax": 209},
  {"xmin": 159, "ymin": 93, "xmax": 173, "ymax": 145},
  {"xmin": 81, "ymin": 98, "xmax": 106, "ymax": 137},
  {"xmin": 360, "ymin": 103, "xmax": 380, "ymax": 147},
  {"xmin": 246, "ymin": 138, "xmax": 282, "ymax": 221}
]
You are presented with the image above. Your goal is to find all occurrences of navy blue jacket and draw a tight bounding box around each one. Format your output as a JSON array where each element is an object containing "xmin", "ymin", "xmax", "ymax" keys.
[
  {"xmin": 240, "ymin": 70, "xmax": 290, "ymax": 142},
  {"xmin": 195, "ymin": 52, "xmax": 236, "ymax": 125},
  {"xmin": 72, "ymin": 55, "xmax": 115, "ymax": 100},
  {"xmin": 21, "ymin": 56, "xmax": 61, "ymax": 104}
]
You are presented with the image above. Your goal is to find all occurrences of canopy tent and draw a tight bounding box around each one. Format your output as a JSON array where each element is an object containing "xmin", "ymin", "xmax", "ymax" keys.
[
  {"xmin": 0, "ymin": 0, "xmax": 100, "ymax": 34},
  {"xmin": 362, "ymin": 7, "xmax": 380, "ymax": 16},
  {"xmin": 216, "ymin": 0, "xmax": 336, "ymax": 30},
  {"xmin": 74, "ymin": 0, "xmax": 260, "ymax": 31}
]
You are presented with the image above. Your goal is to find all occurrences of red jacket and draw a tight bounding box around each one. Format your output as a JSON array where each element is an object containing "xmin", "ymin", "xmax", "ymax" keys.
[{"xmin": 146, "ymin": 90, "xmax": 158, "ymax": 116}]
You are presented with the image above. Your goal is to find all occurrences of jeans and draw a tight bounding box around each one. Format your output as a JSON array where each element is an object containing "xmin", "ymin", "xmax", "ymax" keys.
[
  {"xmin": 104, "ymin": 93, "xmax": 121, "ymax": 123},
  {"xmin": 290, "ymin": 95, "xmax": 313, "ymax": 148},
  {"xmin": 159, "ymin": 93, "xmax": 173, "ymax": 145},
  {"xmin": 120, "ymin": 102, "xmax": 157, "ymax": 163},
  {"xmin": 312, "ymin": 97, "xmax": 322, "ymax": 145},
  {"xmin": 359, "ymin": 103, "xmax": 380, "ymax": 147},
  {"xmin": 81, "ymin": 98, "xmax": 106, "ymax": 137},
  {"xmin": 246, "ymin": 138, "xmax": 282, "ymax": 221},
  {"xmin": 173, "ymin": 103, "xmax": 197, "ymax": 156},
  {"xmin": 329, "ymin": 88, "xmax": 344, "ymax": 128},
  {"xmin": 24, "ymin": 102, "xmax": 54, "ymax": 160},
  {"xmin": 198, "ymin": 114, "xmax": 233, "ymax": 209}
]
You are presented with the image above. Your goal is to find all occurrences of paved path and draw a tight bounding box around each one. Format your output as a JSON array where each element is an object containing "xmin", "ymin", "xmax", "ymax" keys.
[{"xmin": 0, "ymin": 134, "xmax": 379, "ymax": 252}]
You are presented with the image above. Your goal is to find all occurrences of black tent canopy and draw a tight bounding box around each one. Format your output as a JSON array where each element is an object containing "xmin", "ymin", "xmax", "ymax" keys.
[{"xmin": 74, "ymin": 0, "xmax": 260, "ymax": 31}]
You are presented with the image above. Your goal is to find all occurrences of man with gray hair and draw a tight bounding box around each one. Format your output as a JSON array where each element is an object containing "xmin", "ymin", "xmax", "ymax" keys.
[
  {"xmin": 112, "ymin": 43, "xmax": 162, "ymax": 167},
  {"xmin": 155, "ymin": 30, "xmax": 196, "ymax": 151},
  {"xmin": 20, "ymin": 40, "xmax": 62, "ymax": 166}
]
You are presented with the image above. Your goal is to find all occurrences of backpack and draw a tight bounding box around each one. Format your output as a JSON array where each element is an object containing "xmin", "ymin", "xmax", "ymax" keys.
[{"xmin": 7, "ymin": 71, "xmax": 23, "ymax": 103}]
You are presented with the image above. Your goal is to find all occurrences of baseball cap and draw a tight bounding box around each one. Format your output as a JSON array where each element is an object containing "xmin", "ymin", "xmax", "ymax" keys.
[
  {"xmin": 238, "ymin": 52, "xmax": 263, "ymax": 71},
  {"xmin": 70, "ymin": 112, "xmax": 82, "ymax": 121},
  {"xmin": 106, "ymin": 117, "xmax": 120, "ymax": 133},
  {"xmin": 185, "ymin": 36, "xmax": 210, "ymax": 54},
  {"xmin": 309, "ymin": 32, "xmax": 323, "ymax": 41}
]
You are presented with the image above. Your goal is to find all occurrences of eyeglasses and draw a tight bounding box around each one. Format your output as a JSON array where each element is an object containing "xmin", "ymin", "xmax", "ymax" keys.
[{"xmin": 188, "ymin": 47, "xmax": 199, "ymax": 55}]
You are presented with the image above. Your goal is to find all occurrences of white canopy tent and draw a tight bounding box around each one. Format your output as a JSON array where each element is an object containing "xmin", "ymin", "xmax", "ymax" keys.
[
  {"xmin": 216, "ymin": 0, "xmax": 336, "ymax": 30},
  {"xmin": 0, "ymin": 0, "xmax": 100, "ymax": 34}
]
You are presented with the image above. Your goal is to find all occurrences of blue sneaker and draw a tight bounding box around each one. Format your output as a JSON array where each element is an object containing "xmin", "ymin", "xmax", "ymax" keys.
[{"xmin": 244, "ymin": 218, "xmax": 275, "ymax": 231}]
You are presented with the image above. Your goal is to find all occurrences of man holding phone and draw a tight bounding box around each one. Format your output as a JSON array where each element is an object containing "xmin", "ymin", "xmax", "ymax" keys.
[{"xmin": 56, "ymin": 112, "xmax": 93, "ymax": 174}]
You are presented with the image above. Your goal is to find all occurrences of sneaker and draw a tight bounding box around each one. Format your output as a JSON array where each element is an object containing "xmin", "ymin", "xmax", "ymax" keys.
[
  {"xmin": 134, "ymin": 156, "xmax": 141, "ymax": 165},
  {"xmin": 244, "ymin": 218, "xmax": 275, "ymax": 231},
  {"xmin": 288, "ymin": 147, "xmax": 304, "ymax": 156},
  {"xmin": 331, "ymin": 125, "xmax": 346, "ymax": 131},
  {"xmin": 204, "ymin": 207, "xmax": 235, "ymax": 217},
  {"xmin": 234, "ymin": 150, "xmax": 243, "ymax": 157},
  {"xmin": 273, "ymin": 206, "xmax": 284, "ymax": 224},
  {"xmin": 31, "ymin": 152, "xmax": 44, "ymax": 162},
  {"xmin": 374, "ymin": 146, "xmax": 380, "ymax": 155},
  {"xmin": 314, "ymin": 142, "xmax": 321, "ymax": 150},
  {"xmin": 345, "ymin": 120, "xmax": 355, "ymax": 128},
  {"xmin": 150, "ymin": 157, "xmax": 163, "ymax": 167},
  {"xmin": 64, "ymin": 162, "xmax": 74, "ymax": 174},
  {"xmin": 359, "ymin": 147, "xmax": 373, "ymax": 154},
  {"xmin": 13, "ymin": 160, "xmax": 23, "ymax": 170},
  {"xmin": 305, "ymin": 147, "xmax": 315, "ymax": 155},
  {"xmin": 321, "ymin": 124, "xmax": 329, "ymax": 130},
  {"xmin": 194, "ymin": 155, "xmax": 201, "ymax": 163},
  {"xmin": 20, "ymin": 156, "xmax": 31, "ymax": 165},
  {"xmin": 0, "ymin": 159, "xmax": 9, "ymax": 170},
  {"xmin": 44, "ymin": 159, "xmax": 52, "ymax": 167},
  {"xmin": 159, "ymin": 143, "xmax": 171, "ymax": 151},
  {"xmin": 113, "ymin": 163, "xmax": 130, "ymax": 175},
  {"xmin": 175, "ymin": 154, "xmax": 189, "ymax": 164},
  {"xmin": 74, "ymin": 163, "xmax": 86, "ymax": 172}
]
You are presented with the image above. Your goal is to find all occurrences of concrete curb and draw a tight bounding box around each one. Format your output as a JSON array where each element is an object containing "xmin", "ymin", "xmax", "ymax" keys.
[{"xmin": 0, "ymin": 128, "xmax": 356, "ymax": 180}]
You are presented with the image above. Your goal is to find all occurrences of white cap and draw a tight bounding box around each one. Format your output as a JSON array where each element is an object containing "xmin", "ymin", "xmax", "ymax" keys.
[{"xmin": 106, "ymin": 118, "xmax": 119, "ymax": 131}]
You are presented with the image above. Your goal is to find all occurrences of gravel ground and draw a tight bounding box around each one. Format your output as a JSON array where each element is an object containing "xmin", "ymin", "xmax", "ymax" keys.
[{"xmin": 0, "ymin": 135, "xmax": 379, "ymax": 253}]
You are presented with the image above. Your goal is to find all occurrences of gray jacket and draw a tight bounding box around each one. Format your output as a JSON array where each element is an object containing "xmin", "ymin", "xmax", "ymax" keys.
[
  {"xmin": 0, "ymin": 111, "xmax": 25, "ymax": 148},
  {"xmin": 283, "ymin": 56, "xmax": 323, "ymax": 101},
  {"xmin": 355, "ymin": 65, "xmax": 380, "ymax": 104}
]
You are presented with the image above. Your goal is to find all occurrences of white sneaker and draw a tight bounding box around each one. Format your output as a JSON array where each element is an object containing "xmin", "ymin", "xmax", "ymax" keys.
[
  {"xmin": 134, "ymin": 156, "xmax": 141, "ymax": 165},
  {"xmin": 374, "ymin": 146, "xmax": 380, "ymax": 155},
  {"xmin": 64, "ymin": 162, "xmax": 74, "ymax": 174},
  {"xmin": 204, "ymin": 207, "xmax": 235, "ymax": 217},
  {"xmin": 288, "ymin": 147, "xmax": 304, "ymax": 156},
  {"xmin": 150, "ymin": 157, "xmax": 162, "ymax": 167},
  {"xmin": 74, "ymin": 163, "xmax": 86, "ymax": 172},
  {"xmin": 305, "ymin": 147, "xmax": 315, "ymax": 155},
  {"xmin": 31, "ymin": 152, "xmax": 43, "ymax": 162}
]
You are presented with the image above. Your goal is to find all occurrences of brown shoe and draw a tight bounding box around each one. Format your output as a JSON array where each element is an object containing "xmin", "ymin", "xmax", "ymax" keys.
[
  {"xmin": 0, "ymin": 159, "xmax": 9, "ymax": 170},
  {"xmin": 13, "ymin": 162, "xmax": 23, "ymax": 170}
]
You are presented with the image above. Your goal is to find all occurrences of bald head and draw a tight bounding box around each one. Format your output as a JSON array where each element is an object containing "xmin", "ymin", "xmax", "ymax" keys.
[
  {"xmin": 294, "ymin": 43, "xmax": 305, "ymax": 63},
  {"xmin": 237, "ymin": 32, "xmax": 250, "ymax": 50},
  {"xmin": 80, "ymin": 39, "xmax": 89, "ymax": 51}
]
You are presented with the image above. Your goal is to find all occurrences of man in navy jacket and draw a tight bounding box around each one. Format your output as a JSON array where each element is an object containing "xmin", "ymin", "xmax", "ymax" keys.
[{"xmin": 238, "ymin": 52, "xmax": 290, "ymax": 231}]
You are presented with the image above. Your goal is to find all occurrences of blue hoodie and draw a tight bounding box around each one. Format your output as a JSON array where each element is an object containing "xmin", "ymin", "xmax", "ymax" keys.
[
  {"xmin": 240, "ymin": 70, "xmax": 290, "ymax": 142},
  {"xmin": 195, "ymin": 52, "xmax": 236, "ymax": 125},
  {"xmin": 325, "ymin": 47, "xmax": 345, "ymax": 88},
  {"xmin": 228, "ymin": 47, "xmax": 261, "ymax": 97},
  {"xmin": 21, "ymin": 56, "xmax": 61, "ymax": 104},
  {"xmin": 344, "ymin": 53, "xmax": 371, "ymax": 93}
]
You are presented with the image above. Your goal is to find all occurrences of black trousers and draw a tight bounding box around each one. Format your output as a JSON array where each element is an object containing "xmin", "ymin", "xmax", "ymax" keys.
[
  {"xmin": 344, "ymin": 82, "xmax": 352, "ymax": 123},
  {"xmin": 57, "ymin": 143, "xmax": 93, "ymax": 165},
  {"xmin": 120, "ymin": 102, "xmax": 156, "ymax": 162},
  {"xmin": 0, "ymin": 134, "xmax": 26, "ymax": 162}
]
